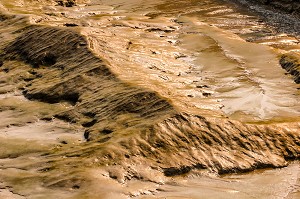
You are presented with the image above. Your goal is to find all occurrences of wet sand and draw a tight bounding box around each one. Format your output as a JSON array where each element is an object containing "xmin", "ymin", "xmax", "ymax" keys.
[{"xmin": 0, "ymin": 0, "xmax": 299, "ymax": 198}]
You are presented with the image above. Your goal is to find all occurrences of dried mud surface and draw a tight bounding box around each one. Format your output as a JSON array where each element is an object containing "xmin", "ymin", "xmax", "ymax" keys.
[{"xmin": 0, "ymin": 0, "xmax": 299, "ymax": 198}]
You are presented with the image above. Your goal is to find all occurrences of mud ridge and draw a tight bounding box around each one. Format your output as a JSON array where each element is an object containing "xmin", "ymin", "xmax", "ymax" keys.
[
  {"xmin": 280, "ymin": 52, "xmax": 300, "ymax": 84},
  {"xmin": 2, "ymin": 24, "xmax": 175, "ymax": 128}
]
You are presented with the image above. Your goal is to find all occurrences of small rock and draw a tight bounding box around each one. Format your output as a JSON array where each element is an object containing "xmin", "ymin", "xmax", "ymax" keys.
[
  {"xmin": 65, "ymin": 0, "xmax": 76, "ymax": 7},
  {"xmin": 56, "ymin": 0, "xmax": 76, "ymax": 7},
  {"xmin": 202, "ymin": 92, "xmax": 212, "ymax": 97},
  {"xmin": 42, "ymin": 52, "xmax": 57, "ymax": 66},
  {"xmin": 72, "ymin": 185, "xmax": 80, "ymax": 189},
  {"xmin": 84, "ymin": 130, "xmax": 90, "ymax": 141},
  {"xmin": 100, "ymin": 129, "xmax": 113, "ymax": 135},
  {"xmin": 64, "ymin": 23, "xmax": 79, "ymax": 27},
  {"xmin": 196, "ymin": 85, "xmax": 209, "ymax": 88},
  {"xmin": 60, "ymin": 140, "xmax": 68, "ymax": 144}
]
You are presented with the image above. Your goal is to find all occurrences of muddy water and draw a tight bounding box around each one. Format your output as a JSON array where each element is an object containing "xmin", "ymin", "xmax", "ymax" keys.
[{"xmin": 0, "ymin": 0, "xmax": 299, "ymax": 198}]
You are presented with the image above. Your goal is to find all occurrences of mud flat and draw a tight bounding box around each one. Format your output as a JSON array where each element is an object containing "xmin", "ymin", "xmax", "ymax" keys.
[{"xmin": 0, "ymin": 0, "xmax": 299, "ymax": 198}]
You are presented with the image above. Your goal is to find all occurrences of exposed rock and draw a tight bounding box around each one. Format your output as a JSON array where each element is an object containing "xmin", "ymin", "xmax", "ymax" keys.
[
  {"xmin": 1, "ymin": 0, "xmax": 300, "ymax": 198},
  {"xmin": 64, "ymin": 23, "xmax": 79, "ymax": 27},
  {"xmin": 253, "ymin": 0, "xmax": 300, "ymax": 15},
  {"xmin": 56, "ymin": 0, "xmax": 76, "ymax": 7},
  {"xmin": 3, "ymin": 24, "xmax": 174, "ymax": 135}
]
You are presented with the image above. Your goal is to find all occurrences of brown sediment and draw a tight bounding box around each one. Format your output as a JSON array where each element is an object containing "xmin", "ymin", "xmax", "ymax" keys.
[
  {"xmin": 280, "ymin": 52, "xmax": 300, "ymax": 84},
  {"xmin": 1, "ymin": 19, "xmax": 299, "ymax": 179},
  {"xmin": 2, "ymin": 24, "xmax": 174, "ymax": 128},
  {"xmin": 0, "ymin": 1, "xmax": 300, "ymax": 197}
]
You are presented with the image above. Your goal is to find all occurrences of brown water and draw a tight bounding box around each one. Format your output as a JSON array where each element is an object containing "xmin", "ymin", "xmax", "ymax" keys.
[{"xmin": 0, "ymin": 0, "xmax": 299, "ymax": 198}]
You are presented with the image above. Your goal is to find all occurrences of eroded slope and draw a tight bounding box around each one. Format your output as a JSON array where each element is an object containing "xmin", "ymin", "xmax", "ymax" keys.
[
  {"xmin": 0, "ymin": 1, "xmax": 300, "ymax": 198},
  {"xmin": 1, "ymin": 16, "xmax": 299, "ymax": 176}
]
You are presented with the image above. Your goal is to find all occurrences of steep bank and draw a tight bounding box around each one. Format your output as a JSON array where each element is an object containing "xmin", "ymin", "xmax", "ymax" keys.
[{"xmin": 280, "ymin": 52, "xmax": 300, "ymax": 84}]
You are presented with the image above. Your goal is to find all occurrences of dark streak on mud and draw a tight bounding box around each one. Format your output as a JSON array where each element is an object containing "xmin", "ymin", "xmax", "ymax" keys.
[{"xmin": 280, "ymin": 53, "xmax": 300, "ymax": 84}]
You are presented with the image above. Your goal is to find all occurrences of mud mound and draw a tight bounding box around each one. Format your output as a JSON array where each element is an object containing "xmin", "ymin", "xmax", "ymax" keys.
[
  {"xmin": 1, "ymin": 21, "xmax": 299, "ymax": 179},
  {"xmin": 60, "ymin": 113, "xmax": 299, "ymax": 177},
  {"xmin": 3, "ymin": 25, "xmax": 175, "ymax": 136},
  {"xmin": 280, "ymin": 52, "xmax": 300, "ymax": 84}
]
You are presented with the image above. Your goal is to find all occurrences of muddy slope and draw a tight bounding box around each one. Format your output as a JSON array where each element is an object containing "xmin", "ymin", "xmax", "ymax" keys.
[
  {"xmin": 280, "ymin": 52, "xmax": 300, "ymax": 84},
  {"xmin": 225, "ymin": 0, "xmax": 300, "ymax": 85},
  {"xmin": 3, "ymin": 25, "xmax": 174, "ymax": 134},
  {"xmin": 0, "ymin": 14, "xmax": 299, "ymax": 180}
]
